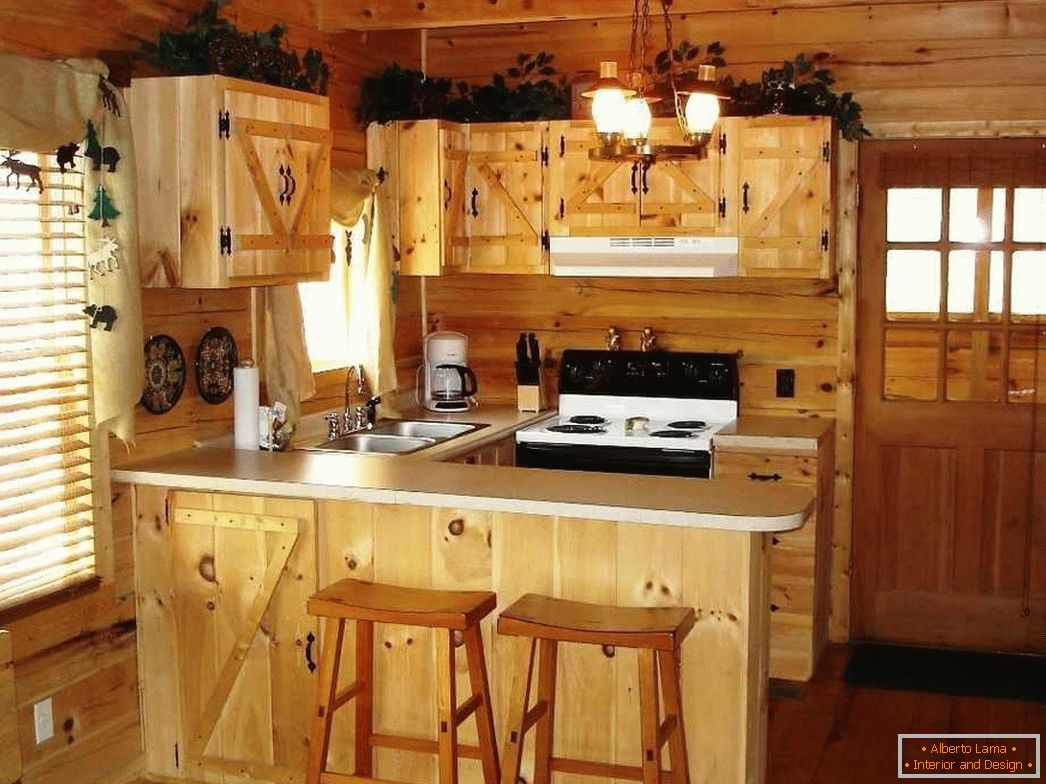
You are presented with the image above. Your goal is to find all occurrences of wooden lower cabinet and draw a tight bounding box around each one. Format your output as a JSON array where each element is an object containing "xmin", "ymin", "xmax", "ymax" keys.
[
  {"xmin": 135, "ymin": 486, "xmax": 769, "ymax": 784},
  {"xmin": 135, "ymin": 487, "xmax": 318, "ymax": 782},
  {"xmin": 445, "ymin": 435, "xmax": 516, "ymax": 466},
  {"xmin": 713, "ymin": 436, "xmax": 835, "ymax": 681}
]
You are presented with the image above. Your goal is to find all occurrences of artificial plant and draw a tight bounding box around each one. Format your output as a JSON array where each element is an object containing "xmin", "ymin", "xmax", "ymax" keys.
[
  {"xmin": 139, "ymin": 0, "xmax": 329, "ymax": 95},
  {"xmin": 358, "ymin": 53, "xmax": 570, "ymax": 126}
]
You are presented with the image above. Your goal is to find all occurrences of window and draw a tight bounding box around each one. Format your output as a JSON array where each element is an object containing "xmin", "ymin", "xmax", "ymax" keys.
[
  {"xmin": 298, "ymin": 221, "xmax": 352, "ymax": 372},
  {"xmin": 0, "ymin": 151, "xmax": 96, "ymax": 612}
]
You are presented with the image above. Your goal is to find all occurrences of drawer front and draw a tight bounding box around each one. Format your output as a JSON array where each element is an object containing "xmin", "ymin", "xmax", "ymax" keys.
[{"xmin": 713, "ymin": 450, "xmax": 818, "ymax": 485}]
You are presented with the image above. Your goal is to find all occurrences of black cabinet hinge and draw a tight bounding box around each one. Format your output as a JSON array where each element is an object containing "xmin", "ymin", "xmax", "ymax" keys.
[
  {"xmin": 219, "ymin": 226, "xmax": 232, "ymax": 256},
  {"xmin": 822, "ymin": 141, "xmax": 830, "ymax": 162},
  {"xmin": 718, "ymin": 196, "xmax": 727, "ymax": 219},
  {"xmin": 540, "ymin": 146, "xmax": 549, "ymax": 166},
  {"xmin": 218, "ymin": 110, "xmax": 231, "ymax": 139},
  {"xmin": 541, "ymin": 230, "xmax": 550, "ymax": 251},
  {"xmin": 821, "ymin": 229, "xmax": 830, "ymax": 251},
  {"xmin": 718, "ymin": 132, "xmax": 727, "ymax": 155},
  {"xmin": 559, "ymin": 135, "xmax": 566, "ymax": 157},
  {"xmin": 174, "ymin": 742, "xmax": 180, "ymax": 769}
]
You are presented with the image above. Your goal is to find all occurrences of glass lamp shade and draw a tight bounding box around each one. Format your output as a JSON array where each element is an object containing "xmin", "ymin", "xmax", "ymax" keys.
[
  {"xmin": 621, "ymin": 97, "xmax": 653, "ymax": 142},
  {"xmin": 592, "ymin": 88, "xmax": 631, "ymax": 136},
  {"xmin": 683, "ymin": 91, "xmax": 720, "ymax": 137}
]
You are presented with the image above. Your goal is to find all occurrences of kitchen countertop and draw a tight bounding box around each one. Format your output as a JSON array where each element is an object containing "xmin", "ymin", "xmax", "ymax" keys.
[{"xmin": 712, "ymin": 416, "xmax": 834, "ymax": 453}]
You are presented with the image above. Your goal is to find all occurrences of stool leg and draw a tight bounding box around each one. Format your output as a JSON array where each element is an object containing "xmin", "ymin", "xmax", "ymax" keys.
[
  {"xmin": 500, "ymin": 637, "xmax": 538, "ymax": 784},
  {"xmin": 532, "ymin": 639, "xmax": 558, "ymax": 784},
  {"xmin": 464, "ymin": 624, "xmax": 500, "ymax": 784},
  {"xmin": 306, "ymin": 618, "xmax": 345, "ymax": 784},
  {"xmin": 638, "ymin": 648, "xmax": 662, "ymax": 784},
  {"xmin": 436, "ymin": 627, "xmax": 459, "ymax": 784},
  {"xmin": 354, "ymin": 620, "xmax": 374, "ymax": 777},
  {"xmin": 657, "ymin": 649, "xmax": 690, "ymax": 784}
]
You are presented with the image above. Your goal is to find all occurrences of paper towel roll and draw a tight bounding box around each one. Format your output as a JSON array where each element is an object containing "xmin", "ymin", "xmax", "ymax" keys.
[{"xmin": 233, "ymin": 362, "xmax": 260, "ymax": 450}]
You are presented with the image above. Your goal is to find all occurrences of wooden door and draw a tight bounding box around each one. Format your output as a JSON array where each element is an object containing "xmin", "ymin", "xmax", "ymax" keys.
[
  {"xmin": 169, "ymin": 491, "xmax": 318, "ymax": 780},
  {"xmin": 455, "ymin": 123, "xmax": 547, "ymax": 273},
  {"xmin": 639, "ymin": 121, "xmax": 721, "ymax": 235},
  {"xmin": 547, "ymin": 120, "xmax": 640, "ymax": 236},
  {"xmin": 855, "ymin": 139, "xmax": 1046, "ymax": 652},
  {"xmin": 737, "ymin": 116, "xmax": 831, "ymax": 277},
  {"xmin": 223, "ymin": 83, "xmax": 332, "ymax": 281}
]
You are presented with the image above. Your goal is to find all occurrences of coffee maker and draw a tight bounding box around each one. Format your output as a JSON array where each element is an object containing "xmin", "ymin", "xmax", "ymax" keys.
[{"xmin": 422, "ymin": 331, "xmax": 478, "ymax": 412}]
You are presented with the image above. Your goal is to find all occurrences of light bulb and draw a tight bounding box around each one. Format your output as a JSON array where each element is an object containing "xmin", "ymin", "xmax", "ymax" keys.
[
  {"xmin": 621, "ymin": 98, "xmax": 652, "ymax": 142},
  {"xmin": 683, "ymin": 91, "xmax": 720, "ymax": 137},
  {"xmin": 592, "ymin": 89, "xmax": 629, "ymax": 136}
]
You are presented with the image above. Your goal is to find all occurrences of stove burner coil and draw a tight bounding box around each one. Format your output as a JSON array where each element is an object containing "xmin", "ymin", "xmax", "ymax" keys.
[
  {"xmin": 547, "ymin": 423, "xmax": 607, "ymax": 434},
  {"xmin": 649, "ymin": 430, "xmax": 695, "ymax": 439},
  {"xmin": 667, "ymin": 420, "xmax": 708, "ymax": 430},
  {"xmin": 569, "ymin": 415, "xmax": 608, "ymax": 425}
]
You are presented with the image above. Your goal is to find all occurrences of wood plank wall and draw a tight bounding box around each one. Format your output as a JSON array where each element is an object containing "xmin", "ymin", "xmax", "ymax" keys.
[{"xmin": 0, "ymin": 4, "xmax": 408, "ymax": 782}]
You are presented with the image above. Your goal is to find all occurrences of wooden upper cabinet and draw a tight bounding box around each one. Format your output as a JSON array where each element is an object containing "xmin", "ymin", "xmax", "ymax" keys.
[
  {"xmin": 547, "ymin": 119, "xmax": 731, "ymax": 238},
  {"xmin": 370, "ymin": 120, "xmax": 548, "ymax": 276},
  {"xmin": 454, "ymin": 123, "xmax": 548, "ymax": 274},
  {"xmin": 131, "ymin": 76, "xmax": 333, "ymax": 288},
  {"xmin": 736, "ymin": 116, "xmax": 833, "ymax": 278}
]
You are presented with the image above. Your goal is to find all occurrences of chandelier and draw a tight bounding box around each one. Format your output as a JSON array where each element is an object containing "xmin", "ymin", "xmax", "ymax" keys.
[{"xmin": 583, "ymin": 0, "xmax": 725, "ymax": 161}]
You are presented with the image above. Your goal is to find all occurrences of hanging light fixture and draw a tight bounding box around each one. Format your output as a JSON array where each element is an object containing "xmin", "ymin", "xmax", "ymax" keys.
[{"xmin": 584, "ymin": 0, "xmax": 726, "ymax": 162}]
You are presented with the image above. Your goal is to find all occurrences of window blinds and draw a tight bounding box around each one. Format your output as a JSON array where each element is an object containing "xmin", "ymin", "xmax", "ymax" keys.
[{"xmin": 0, "ymin": 151, "xmax": 95, "ymax": 612}]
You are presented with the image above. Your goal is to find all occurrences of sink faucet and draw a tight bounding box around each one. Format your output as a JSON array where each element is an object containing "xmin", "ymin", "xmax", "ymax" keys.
[{"xmin": 342, "ymin": 364, "xmax": 381, "ymax": 435}]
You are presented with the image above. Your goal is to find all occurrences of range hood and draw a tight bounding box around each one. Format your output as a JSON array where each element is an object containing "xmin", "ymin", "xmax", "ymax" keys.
[{"xmin": 550, "ymin": 235, "xmax": 739, "ymax": 277}]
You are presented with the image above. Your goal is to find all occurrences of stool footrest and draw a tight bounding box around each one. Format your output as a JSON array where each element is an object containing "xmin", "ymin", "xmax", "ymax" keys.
[
  {"xmin": 331, "ymin": 679, "xmax": 366, "ymax": 712},
  {"xmin": 550, "ymin": 756, "xmax": 676, "ymax": 783},
  {"xmin": 320, "ymin": 773, "xmax": 405, "ymax": 784},
  {"xmin": 656, "ymin": 715, "xmax": 677, "ymax": 748},
  {"xmin": 521, "ymin": 699, "xmax": 549, "ymax": 734},
  {"xmin": 370, "ymin": 732, "xmax": 484, "ymax": 761},
  {"xmin": 454, "ymin": 694, "xmax": 482, "ymax": 727}
]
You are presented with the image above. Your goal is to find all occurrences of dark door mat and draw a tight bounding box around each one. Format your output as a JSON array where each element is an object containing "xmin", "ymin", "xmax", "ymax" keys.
[{"xmin": 844, "ymin": 642, "xmax": 1046, "ymax": 702}]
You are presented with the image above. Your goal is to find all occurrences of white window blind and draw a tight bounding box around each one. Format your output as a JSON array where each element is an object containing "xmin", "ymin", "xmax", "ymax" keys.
[{"xmin": 0, "ymin": 151, "xmax": 96, "ymax": 612}]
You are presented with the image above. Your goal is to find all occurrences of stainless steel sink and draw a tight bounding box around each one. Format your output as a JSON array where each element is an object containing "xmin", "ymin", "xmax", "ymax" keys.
[
  {"xmin": 369, "ymin": 420, "xmax": 482, "ymax": 440},
  {"xmin": 310, "ymin": 433, "xmax": 436, "ymax": 454},
  {"xmin": 301, "ymin": 418, "xmax": 487, "ymax": 455}
]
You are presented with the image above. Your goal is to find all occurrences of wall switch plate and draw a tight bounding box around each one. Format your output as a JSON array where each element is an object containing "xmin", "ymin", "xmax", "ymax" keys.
[
  {"xmin": 34, "ymin": 697, "xmax": 54, "ymax": 744},
  {"xmin": 776, "ymin": 368, "xmax": 796, "ymax": 398}
]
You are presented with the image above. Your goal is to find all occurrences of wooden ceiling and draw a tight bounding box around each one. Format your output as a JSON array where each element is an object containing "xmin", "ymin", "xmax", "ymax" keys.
[{"xmin": 317, "ymin": 0, "xmax": 956, "ymax": 31}]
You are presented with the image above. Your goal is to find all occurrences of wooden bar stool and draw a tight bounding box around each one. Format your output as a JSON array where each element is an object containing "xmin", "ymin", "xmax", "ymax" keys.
[
  {"xmin": 498, "ymin": 594, "xmax": 696, "ymax": 784},
  {"xmin": 305, "ymin": 579, "xmax": 501, "ymax": 784}
]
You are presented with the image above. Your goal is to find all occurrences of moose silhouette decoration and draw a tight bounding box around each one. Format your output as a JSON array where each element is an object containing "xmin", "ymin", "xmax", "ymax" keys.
[
  {"xmin": 2, "ymin": 152, "xmax": 42, "ymax": 191},
  {"xmin": 83, "ymin": 304, "xmax": 118, "ymax": 331}
]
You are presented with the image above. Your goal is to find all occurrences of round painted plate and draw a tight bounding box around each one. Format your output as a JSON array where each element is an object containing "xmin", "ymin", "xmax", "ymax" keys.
[
  {"xmin": 195, "ymin": 326, "xmax": 238, "ymax": 405},
  {"xmin": 141, "ymin": 334, "xmax": 186, "ymax": 415}
]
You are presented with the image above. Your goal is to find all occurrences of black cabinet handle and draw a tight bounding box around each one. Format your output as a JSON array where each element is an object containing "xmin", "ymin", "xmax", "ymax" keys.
[
  {"xmin": 748, "ymin": 472, "xmax": 782, "ymax": 482},
  {"xmin": 641, "ymin": 162, "xmax": 650, "ymax": 195},
  {"xmin": 630, "ymin": 162, "xmax": 639, "ymax": 195},
  {"xmin": 742, "ymin": 181, "xmax": 750, "ymax": 214},
  {"xmin": 470, "ymin": 187, "xmax": 479, "ymax": 218},
  {"xmin": 559, "ymin": 135, "xmax": 566, "ymax": 157},
  {"xmin": 286, "ymin": 166, "xmax": 296, "ymax": 200},
  {"xmin": 304, "ymin": 631, "xmax": 317, "ymax": 673}
]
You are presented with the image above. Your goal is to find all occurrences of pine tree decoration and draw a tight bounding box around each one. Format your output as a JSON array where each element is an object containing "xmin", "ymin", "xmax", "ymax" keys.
[
  {"xmin": 89, "ymin": 186, "xmax": 120, "ymax": 226},
  {"xmin": 85, "ymin": 120, "xmax": 101, "ymax": 160}
]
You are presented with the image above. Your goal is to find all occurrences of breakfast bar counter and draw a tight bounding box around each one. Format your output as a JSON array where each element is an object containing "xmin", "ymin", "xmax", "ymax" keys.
[{"xmin": 118, "ymin": 447, "xmax": 813, "ymax": 784}]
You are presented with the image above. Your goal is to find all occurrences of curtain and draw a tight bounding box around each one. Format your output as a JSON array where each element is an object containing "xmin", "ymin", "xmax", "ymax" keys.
[{"xmin": 0, "ymin": 53, "xmax": 144, "ymax": 443}]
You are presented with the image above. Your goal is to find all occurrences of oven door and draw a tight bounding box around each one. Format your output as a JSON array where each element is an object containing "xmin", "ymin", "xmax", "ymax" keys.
[{"xmin": 515, "ymin": 442, "xmax": 710, "ymax": 478}]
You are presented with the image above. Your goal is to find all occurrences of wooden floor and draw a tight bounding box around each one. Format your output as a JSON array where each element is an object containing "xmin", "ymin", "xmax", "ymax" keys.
[
  {"xmin": 767, "ymin": 644, "xmax": 1046, "ymax": 784},
  {"xmin": 134, "ymin": 643, "xmax": 1045, "ymax": 784}
]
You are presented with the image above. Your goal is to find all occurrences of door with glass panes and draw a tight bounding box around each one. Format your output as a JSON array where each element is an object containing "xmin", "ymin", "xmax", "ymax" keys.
[{"xmin": 855, "ymin": 139, "xmax": 1045, "ymax": 651}]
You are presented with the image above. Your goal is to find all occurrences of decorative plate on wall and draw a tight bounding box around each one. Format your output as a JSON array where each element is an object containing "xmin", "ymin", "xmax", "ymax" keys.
[
  {"xmin": 195, "ymin": 326, "xmax": 238, "ymax": 404},
  {"xmin": 141, "ymin": 334, "xmax": 186, "ymax": 415}
]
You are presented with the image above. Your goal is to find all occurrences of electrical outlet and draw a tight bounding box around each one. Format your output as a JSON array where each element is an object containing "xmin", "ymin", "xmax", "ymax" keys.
[
  {"xmin": 776, "ymin": 368, "xmax": 796, "ymax": 399},
  {"xmin": 34, "ymin": 697, "xmax": 54, "ymax": 744}
]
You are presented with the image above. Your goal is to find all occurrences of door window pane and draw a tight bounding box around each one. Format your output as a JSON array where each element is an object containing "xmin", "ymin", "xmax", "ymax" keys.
[
  {"xmin": 946, "ymin": 330, "xmax": 1003, "ymax": 402},
  {"xmin": 884, "ymin": 328, "xmax": 939, "ymax": 401},
  {"xmin": 1013, "ymin": 188, "xmax": 1046, "ymax": 242},
  {"xmin": 887, "ymin": 188, "xmax": 942, "ymax": 242},
  {"xmin": 886, "ymin": 250, "xmax": 940, "ymax": 320},
  {"xmin": 949, "ymin": 187, "xmax": 1005, "ymax": 242},
  {"xmin": 1007, "ymin": 330, "xmax": 1046, "ymax": 404},
  {"xmin": 1011, "ymin": 251, "xmax": 1046, "ymax": 319},
  {"xmin": 947, "ymin": 250, "xmax": 1003, "ymax": 321}
]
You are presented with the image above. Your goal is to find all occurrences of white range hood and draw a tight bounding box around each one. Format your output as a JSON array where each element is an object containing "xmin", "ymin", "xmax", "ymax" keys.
[{"xmin": 550, "ymin": 235, "xmax": 739, "ymax": 277}]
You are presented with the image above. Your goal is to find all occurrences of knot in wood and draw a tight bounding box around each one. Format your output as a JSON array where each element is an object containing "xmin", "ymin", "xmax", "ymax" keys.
[
  {"xmin": 601, "ymin": 644, "xmax": 616, "ymax": 658},
  {"xmin": 198, "ymin": 554, "xmax": 216, "ymax": 583},
  {"xmin": 448, "ymin": 518, "xmax": 465, "ymax": 536}
]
